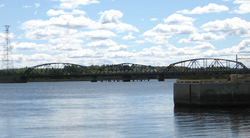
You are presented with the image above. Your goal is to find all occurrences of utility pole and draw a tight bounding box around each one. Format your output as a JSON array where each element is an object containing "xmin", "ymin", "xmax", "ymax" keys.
[
  {"xmin": 2, "ymin": 25, "xmax": 13, "ymax": 70},
  {"xmin": 236, "ymin": 55, "xmax": 250, "ymax": 89},
  {"xmin": 236, "ymin": 55, "xmax": 238, "ymax": 89}
]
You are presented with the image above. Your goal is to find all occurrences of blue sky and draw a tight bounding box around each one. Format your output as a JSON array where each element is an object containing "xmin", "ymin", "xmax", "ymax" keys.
[{"xmin": 1, "ymin": 0, "xmax": 250, "ymax": 68}]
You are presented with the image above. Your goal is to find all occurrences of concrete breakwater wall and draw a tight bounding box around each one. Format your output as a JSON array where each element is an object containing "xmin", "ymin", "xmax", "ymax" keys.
[
  {"xmin": 0, "ymin": 77, "xmax": 27, "ymax": 83},
  {"xmin": 174, "ymin": 82, "xmax": 250, "ymax": 107}
]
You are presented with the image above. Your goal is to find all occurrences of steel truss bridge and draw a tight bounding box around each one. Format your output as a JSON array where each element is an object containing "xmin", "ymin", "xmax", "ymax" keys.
[{"xmin": 21, "ymin": 58, "xmax": 250, "ymax": 81}]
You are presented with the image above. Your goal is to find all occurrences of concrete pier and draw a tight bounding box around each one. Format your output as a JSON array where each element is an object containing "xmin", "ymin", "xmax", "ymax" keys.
[
  {"xmin": 174, "ymin": 82, "xmax": 250, "ymax": 107},
  {"xmin": 91, "ymin": 76, "xmax": 97, "ymax": 82},
  {"xmin": 158, "ymin": 74, "xmax": 164, "ymax": 81},
  {"xmin": 122, "ymin": 75, "xmax": 131, "ymax": 82}
]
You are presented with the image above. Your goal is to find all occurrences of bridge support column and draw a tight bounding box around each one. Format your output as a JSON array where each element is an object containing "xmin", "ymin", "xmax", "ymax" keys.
[
  {"xmin": 91, "ymin": 76, "xmax": 97, "ymax": 82},
  {"xmin": 122, "ymin": 75, "xmax": 131, "ymax": 82},
  {"xmin": 158, "ymin": 74, "xmax": 165, "ymax": 81}
]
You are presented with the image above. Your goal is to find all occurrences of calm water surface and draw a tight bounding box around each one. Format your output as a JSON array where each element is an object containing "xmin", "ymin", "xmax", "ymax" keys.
[{"xmin": 0, "ymin": 79, "xmax": 250, "ymax": 138}]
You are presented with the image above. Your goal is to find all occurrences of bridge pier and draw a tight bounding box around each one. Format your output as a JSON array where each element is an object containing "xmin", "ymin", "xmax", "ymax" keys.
[
  {"xmin": 91, "ymin": 76, "xmax": 97, "ymax": 82},
  {"xmin": 158, "ymin": 74, "xmax": 164, "ymax": 81},
  {"xmin": 122, "ymin": 75, "xmax": 131, "ymax": 82}
]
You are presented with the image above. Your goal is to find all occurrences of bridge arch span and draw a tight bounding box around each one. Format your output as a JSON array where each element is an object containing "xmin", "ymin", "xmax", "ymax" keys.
[
  {"xmin": 162, "ymin": 58, "xmax": 249, "ymax": 75},
  {"xmin": 94, "ymin": 63, "xmax": 159, "ymax": 76},
  {"xmin": 22, "ymin": 63, "xmax": 93, "ymax": 77}
]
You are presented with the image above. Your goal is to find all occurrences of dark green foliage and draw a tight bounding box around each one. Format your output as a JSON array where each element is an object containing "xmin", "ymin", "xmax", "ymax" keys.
[{"xmin": 0, "ymin": 68, "xmax": 27, "ymax": 77}]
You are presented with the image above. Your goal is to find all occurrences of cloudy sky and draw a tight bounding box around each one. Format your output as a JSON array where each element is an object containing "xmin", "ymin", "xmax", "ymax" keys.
[{"xmin": 0, "ymin": 0, "xmax": 250, "ymax": 68}]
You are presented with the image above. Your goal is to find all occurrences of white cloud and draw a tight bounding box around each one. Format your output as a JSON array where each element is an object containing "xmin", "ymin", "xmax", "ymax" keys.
[
  {"xmin": 232, "ymin": 2, "xmax": 250, "ymax": 14},
  {"xmin": 70, "ymin": 9, "xmax": 86, "ymax": 15},
  {"xmin": 202, "ymin": 47, "xmax": 239, "ymax": 57},
  {"xmin": 189, "ymin": 33, "xmax": 225, "ymax": 41},
  {"xmin": 76, "ymin": 30, "xmax": 116, "ymax": 40},
  {"xmin": 13, "ymin": 54, "xmax": 58, "ymax": 67},
  {"xmin": 133, "ymin": 39, "xmax": 250, "ymax": 64},
  {"xmin": 91, "ymin": 22, "xmax": 139, "ymax": 33},
  {"xmin": 34, "ymin": 3, "xmax": 40, "ymax": 8},
  {"xmin": 146, "ymin": 36, "xmax": 171, "ymax": 44},
  {"xmin": 49, "ymin": 37, "xmax": 84, "ymax": 44},
  {"xmin": 164, "ymin": 14, "xmax": 195, "ymax": 25},
  {"xmin": 24, "ymin": 27, "xmax": 77, "ymax": 40},
  {"xmin": 49, "ymin": 15, "xmax": 94, "ymax": 29},
  {"xmin": 178, "ymin": 38, "xmax": 190, "ymax": 43},
  {"xmin": 13, "ymin": 42, "xmax": 52, "ymax": 51},
  {"xmin": 90, "ymin": 22, "xmax": 116, "ymax": 30},
  {"xmin": 86, "ymin": 40, "xmax": 117, "ymax": 47},
  {"xmin": 143, "ymin": 24, "xmax": 197, "ymax": 36},
  {"xmin": 25, "ymin": 53, "xmax": 54, "ymax": 61},
  {"xmin": 237, "ymin": 38, "xmax": 250, "ymax": 53},
  {"xmin": 134, "ymin": 36, "xmax": 171, "ymax": 45},
  {"xmin": 34, "ymin": 11, "xmax": 37, "ymax": 15},
  {"xmin": 115, "ymin": 23, "xmax": 139, "ymax": 33},
  {"xmin": 177, "ymin": 3, "xmax": 229, "ymax": 14},
  {"xmin": 122, "ymin": 32, "xmax": 135, "ymax": 40},
  {"xmin": 47, "ymin": 9, "xmax": 86, "ymax": 16},
  {"xmin": 14, "ymin": 1, "xmax": 250, "ymax": 66},
  {"xmin": 21, "ymin": 20, "xmax": 50, "ymax": 30},
  {"xmin": 167, "ymin": 45, "xmax": 200, "ymax": 55},
  {"xmin": 68, "ymin": 49, "xmax": 102, "ymax": 58},
  {"xmin": 49, "ymin": 37, "xmax": 83, "ymax": 51},
  {"xmin": 201, "ymin": 39, "xmax": 250, "ymax": 57},
  {"xmin": 100, "ymin": 10, "xmax": 123, "ymax": 24},
  {"xmin": 22, "ymin": 9, "xmax": 137, "ymax": 39},
  {"xmin": 21, "ymin": 15, "xmax": 95, "ymax": 30},
  {"xmin": 151, "ymin": 18, "xmax": 158, "ymax": 21},
  {"xmin": 137, "ymin": 46, "xmax": 166, "ymax": 57},
  {"xmin": 106, "ymin": 51, "xmax": 134, "ymax": 58},
  {"xmin": 134, "ymin": 40, "xmax": 146, "ymax": 44},
  {"xmin": 201, "ymin": 17, "xmax": 250, "ymax": 37},
  {"xmin": 54, "ymin": 44, "xmax": 82, "ymax": 51},
  {"xmin": 24, "ymin": 29, "xmax": 57, "ymax": 40},
  {"xmin": 58, "ymin": 0, "xmax": 100, "ymax": 9},
  {"xmin": 193, "ymin": 42, "xmax": 215, "ymax": 50},
  {"xmin": 233, "ymin": 0, "xmax": 250, "ymax": 4},
  {"xmin": 107, "ymin": 45, "xmax": 128, "ymax": 51},
  {"xmin": 0, "ymin": 4, "xmax": 4, "ymax": 7},
  {"xmin": 47, "ymin": 9, "xmax": 66, "ymax": 16},
  {"xmin": 0, "ymin": 33, "xmax": 14, "ymax": 45},
  {"xmin": 14, "ymin": 42, "xmax": 38, "ymax": 50},
  {"xmin": 0, "ymin": 33, "xmax": 5, "ymax": 45}
]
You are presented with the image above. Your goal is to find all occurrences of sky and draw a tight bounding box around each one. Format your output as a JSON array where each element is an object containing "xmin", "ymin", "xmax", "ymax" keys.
[{"xmin": 0, "ymin": 0, "xmax": 250, "ymax": 68}]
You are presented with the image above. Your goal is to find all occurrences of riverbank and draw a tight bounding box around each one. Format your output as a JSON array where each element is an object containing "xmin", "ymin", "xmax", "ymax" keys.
[{"xmin": 0, "ymin": 76, "xmax": 27, "ymax": 83}]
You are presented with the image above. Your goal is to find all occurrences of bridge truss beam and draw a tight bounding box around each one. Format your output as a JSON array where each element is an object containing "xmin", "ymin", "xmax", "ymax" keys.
[
  {"xmin": 21, "ymin": 58, "xmax": 250, "ymax": 80},
  {"xmin": 162, "ymin": 58, "xmax": 250, "ymax": 75}
]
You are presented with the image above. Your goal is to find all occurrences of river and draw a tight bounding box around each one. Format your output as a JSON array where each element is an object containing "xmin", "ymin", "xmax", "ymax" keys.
[{"xmin": 0, "ymin": 79, "xmax": 250, "ymax": 137}]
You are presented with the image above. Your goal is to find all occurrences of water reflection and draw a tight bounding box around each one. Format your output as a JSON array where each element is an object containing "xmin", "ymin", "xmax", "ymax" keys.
[
  {"xmin": 174, "ymin": 106, "xmax": 250, "ymax": 137},
  {"xmin": 0, "ymin": 81, "xmax": 175, "ymax": 138}
]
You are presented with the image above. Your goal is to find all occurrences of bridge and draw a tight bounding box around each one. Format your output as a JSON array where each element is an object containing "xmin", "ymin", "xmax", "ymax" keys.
[{"xmin": 18, "ymin": 58, "xmax": 250, "ymax": 82}]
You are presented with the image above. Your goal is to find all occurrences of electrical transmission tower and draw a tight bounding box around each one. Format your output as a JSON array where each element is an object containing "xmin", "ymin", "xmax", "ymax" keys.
[{"xmin": 2, "ymin": 25, "xmax": 13, "ymax": 70}]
